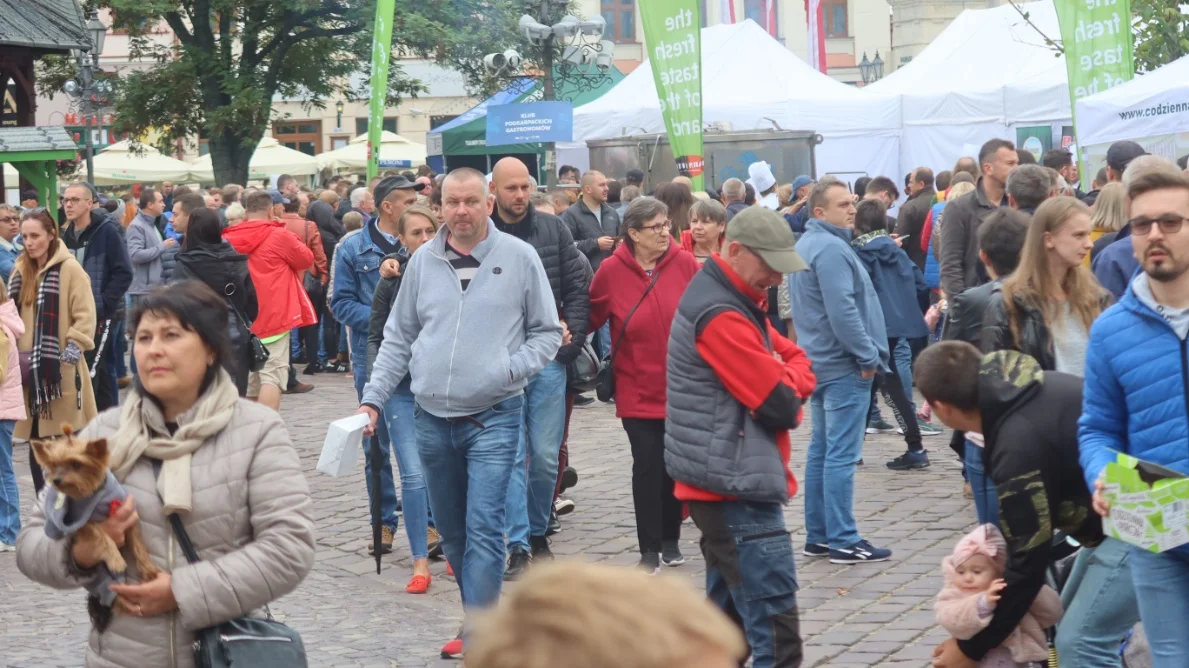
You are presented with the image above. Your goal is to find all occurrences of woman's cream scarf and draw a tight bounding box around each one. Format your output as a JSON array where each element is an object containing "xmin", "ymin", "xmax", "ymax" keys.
[{"xmin": 107, "ymin": 369, "xmax": 240, "ymax": 515}]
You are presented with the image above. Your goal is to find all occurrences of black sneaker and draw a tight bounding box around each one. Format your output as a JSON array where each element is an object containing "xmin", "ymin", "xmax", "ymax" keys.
[
  {"xmin": 803, "ymin": 542, "xmax": 830, "ymax": 557},
  {"xmin": 504, "ymin": 547, "xmax": 532, "ymax": 580},
  {"xmin": 661, "ymin": 540, "xmax": 685, "ymax": 566},
  {"xmin": 886, "ymin": 450, "xmax": 930, "ymax": 471},
  {"xmin": 546, "ymin": 511, "xmax": 562, "ymax": 536},
  {"xmin": 829, "ymin": 539, "xmax": 892, "ymax": 564},
  {"xmin": 302, "ymin": 362, "xmax": 323, "ymax": 375},
  {"xmin": 559, "ymin": 466, "xmax": 579, "ymax": 493},
  {"xmin": 574, "ymin": 394, "xmax": 596, "ymax": 407},
  {"xmin": 866, "ymin": 418, "xmax": 896, "ymax": 434},
  {"xmin": 639, "ymin": 552, "xmax": 661, "ymax": 575},
  {"xmin": 530, "ymin": 535, "xmax": 554, "ymax": 560}
]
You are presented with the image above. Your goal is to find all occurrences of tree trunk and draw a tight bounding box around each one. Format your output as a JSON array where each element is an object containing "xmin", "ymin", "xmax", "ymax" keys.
[{"xmin": 208, "ymin": 127, "xmax": 261, "ymax": 187}]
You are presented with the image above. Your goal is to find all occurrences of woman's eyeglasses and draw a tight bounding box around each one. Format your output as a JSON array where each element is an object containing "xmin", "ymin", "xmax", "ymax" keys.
[{"xmin": 638, "ymin": 219, "xmax": 672, "ymax": 234}]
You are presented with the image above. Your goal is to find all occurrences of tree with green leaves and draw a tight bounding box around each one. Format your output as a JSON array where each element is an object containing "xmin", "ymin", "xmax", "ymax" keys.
[
  {"xmin": 39, "ymin": 0, "xmax": 527, "ymax": 186},
  {"xmin": 1132, "ymin": 0, "xmax": 1189, "ymax": 72}
]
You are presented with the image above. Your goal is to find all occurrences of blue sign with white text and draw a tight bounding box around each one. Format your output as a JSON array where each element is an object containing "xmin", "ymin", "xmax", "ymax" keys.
[{"xmin": 485, "ymin": 101, "xmax": 573, "ymax": 147}]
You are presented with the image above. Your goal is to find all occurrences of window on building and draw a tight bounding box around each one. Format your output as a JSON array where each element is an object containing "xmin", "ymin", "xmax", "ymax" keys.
[
  {"xmin": 743, "ymin": 0, "xmax": 778, "ymax": 32},
  {"xmin": 355, "ymin": 117, "xmax": 397, "ymax": 136},
  {"xmin": 273, "ymin": 120, "xmax": 322, "ymax": 156},
  {"xmin": 330, "ymin": 136, "xmax": 350, "ymax": 151},
  {"xmin": 601, "ymin": 0, "xmax": 634, "ymax": 42},
  {"xmin": 823, "ymin": 0, "xmax": 848, "ymax": 38}
]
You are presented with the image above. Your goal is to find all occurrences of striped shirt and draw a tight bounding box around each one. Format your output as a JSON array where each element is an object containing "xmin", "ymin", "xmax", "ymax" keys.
[{"xmin": 445, "ymin": 239, "xmax": 481, "ymax": 291}]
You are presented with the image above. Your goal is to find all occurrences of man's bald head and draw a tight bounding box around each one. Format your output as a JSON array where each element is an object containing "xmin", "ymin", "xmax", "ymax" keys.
[
  {"xmin": 490, "ymin": 157, "xmax": 533, "ymax": 222},
  {"xmin": 581, "ymin": 170, "xmax": 609, "ymax": 205}
]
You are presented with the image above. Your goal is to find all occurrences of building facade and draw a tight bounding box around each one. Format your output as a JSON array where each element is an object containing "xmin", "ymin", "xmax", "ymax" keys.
[{"xmin": 887, "ymin": 0, "xmax": 1001, "ymax": 69}]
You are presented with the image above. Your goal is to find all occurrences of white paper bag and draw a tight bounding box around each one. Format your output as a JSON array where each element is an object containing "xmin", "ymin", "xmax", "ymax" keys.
[{"xmin": 316, "ymin": 414, "xmax": 371, "ymax": 477}]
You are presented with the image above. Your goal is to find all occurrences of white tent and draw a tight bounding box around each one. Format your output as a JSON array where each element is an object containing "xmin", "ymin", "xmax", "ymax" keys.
[
  {"xmin": 87, "ymin": 140, "xmax": 195, "ymax": 186},
  {"xmin": 1076, "ymin": 55, "xmax": 1189, "ymax": 168},
  {"xmin": 867, "ymin": 0, "xmax": 1070, "ymax": 177},
  {"xmin": 570, "ymin": 19, "xmax": 902, "ymax": 183},
  {"xmin": 188, "ymin": 136, "xmax": 319, "ymax": 183},
  {"xmin": 316, "ymin": 131, "xmax": 427, "ymax": 171}
]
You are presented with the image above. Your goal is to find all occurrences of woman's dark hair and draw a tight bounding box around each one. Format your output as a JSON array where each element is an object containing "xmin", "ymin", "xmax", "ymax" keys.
[
  {"xmin": 15, "ymin": 209, "xmax": 60, "ymax": 306},
  {"xmin": 129, "ymin": 281, "xmax": 236, "ymax": 397},
  {"xmin": 182, "ymin": 208, "xmax": 224, "ymax": 251},
  {"xmin": 854, "ymin": 176, "xmax": 871, "ymax": 198},
  {"xmin": 607, "ymin": 180, "xmax": 622, "ymax": 205},
  {"xmin": 855, "ymin": 199, "xmax": 889, "ymax": 235},
  {"xmin": 619, "ymin": 196, "xmax": 669, "ymax": 255},
  {"xmin": 743, "ymin": 182, "xmax": 756, "ymax": 205},
  {"xmin": 654, "ymin": 182, "xmax": 694, "ymax": 234}
]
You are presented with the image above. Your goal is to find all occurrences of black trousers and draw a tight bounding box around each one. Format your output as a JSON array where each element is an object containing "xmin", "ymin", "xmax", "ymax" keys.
[
  {"xmin": 621, "ymin": 418, "xmax": 682, "ymax": 555},
  {"xmin": 29, "ymin": 416, "xmax": 43, "ymax": 496},
  {"xmin": 85, "ymin": 319, "xmax": 117, "ymax": 413},
  {"xmin": 870, "ymin": 336, "xmax": 923, "ymax": 452}
]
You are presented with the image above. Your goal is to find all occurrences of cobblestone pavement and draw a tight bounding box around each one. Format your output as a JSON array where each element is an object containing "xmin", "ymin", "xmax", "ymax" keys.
[{"xmin": 1, "ymin": 371, "xmax": 977, "ymax": 667}]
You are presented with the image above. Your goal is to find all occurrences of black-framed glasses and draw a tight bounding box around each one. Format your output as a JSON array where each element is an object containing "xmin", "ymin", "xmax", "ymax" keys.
[
  {"xmin": 638, "ymin": 219, "xmax": 672, "ymax": 234},
  {"xmin": 1130, "ymin": 214, "xmax": 1189, "ymax": 236}
]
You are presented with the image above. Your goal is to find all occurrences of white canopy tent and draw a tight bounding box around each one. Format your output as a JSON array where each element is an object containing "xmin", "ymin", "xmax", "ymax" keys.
[
  {"xmin": 570, "ymin": 20, "xmax": 902, "ymax": 183},
  {"xmin": 1076, "ymin": 55, "xmax": 1189, "ymax": 170},
  {"xmin": 316, "ymin": 131, "xmax": 428, "ymax": 172},
  {"xmin": 188, "ymin": 136, "xmax": 319, "ymax": 183},
  {"xmin": 866, "ymin": 0, "xmax": 1070, "ymax": 177},
  {"xmin": 86, "ymin": 140, "xmax": 195, "ymax": 186}
]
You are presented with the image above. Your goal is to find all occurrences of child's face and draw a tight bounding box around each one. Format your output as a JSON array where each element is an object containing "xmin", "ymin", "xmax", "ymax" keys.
[{"xmin": 954, "ymin": 554, "xmax": 998, "ymax": 592}]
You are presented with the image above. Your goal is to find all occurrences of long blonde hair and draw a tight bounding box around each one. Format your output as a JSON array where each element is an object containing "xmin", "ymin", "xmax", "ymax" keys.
[
  {"xmin": 1090, "ymin": 182, "xmax": 1127, "ymax": 233},
  {"xmin": 1001, "ymin": 196, "xmax": 1105, "ymax": 347}
]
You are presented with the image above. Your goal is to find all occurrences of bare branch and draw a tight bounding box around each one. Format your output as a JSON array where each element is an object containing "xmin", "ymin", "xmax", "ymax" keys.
[{"xmin": 1007, "ymin": 0, "xmax": 1064, "ymax": 54}]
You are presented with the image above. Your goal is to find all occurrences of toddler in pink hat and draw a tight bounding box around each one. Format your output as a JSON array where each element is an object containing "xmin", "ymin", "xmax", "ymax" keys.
[{"xmin": 935, "ymin": 524, "xmax": 1063, "ymax": 667}]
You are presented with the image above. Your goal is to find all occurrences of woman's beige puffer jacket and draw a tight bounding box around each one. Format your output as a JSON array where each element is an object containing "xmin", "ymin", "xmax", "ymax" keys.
[{"xmin": 16, "ymin": 400, "xmax": 316, "ymax": 668}]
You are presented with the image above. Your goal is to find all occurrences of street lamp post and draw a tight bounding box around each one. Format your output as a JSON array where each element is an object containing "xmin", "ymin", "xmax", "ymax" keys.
[
  {"xmin": 63, "ymin": 10, "xmax": 111, "ymax": 185},
  {"xmin": 858, "ymin": 50, "xmax": 885, "ymax": 85},
  {"xmin": 335, "ymin": 100, "xmax": 345, "ymax": 132},
  {"xmin": 483, "ymin": 0, "xmax": 614, "ymax": 187}
]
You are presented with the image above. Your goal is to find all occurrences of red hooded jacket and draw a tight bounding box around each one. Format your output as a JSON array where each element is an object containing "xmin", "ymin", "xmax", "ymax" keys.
[
  {"xmin": 223, "ymin": 219, "xmax": 317, "ymax": 338},
  {"xmin": 589, "ymin": 242, "xmax": 701, "ymax": 419}
]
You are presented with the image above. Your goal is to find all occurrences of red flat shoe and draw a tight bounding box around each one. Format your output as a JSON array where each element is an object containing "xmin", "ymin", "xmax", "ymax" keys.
[
  {"xmin": 406, "ymin": 573, "xmax": 432, "ymax": 594},
  {"xmin": 446, "ymin": 561, "xmax": 454, "ymax": 577}
]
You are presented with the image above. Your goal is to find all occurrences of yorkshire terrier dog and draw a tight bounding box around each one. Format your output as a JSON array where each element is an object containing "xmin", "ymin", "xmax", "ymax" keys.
[{"xmin": 32, "ymin": 425, "xmax": 161, "ymax": 629}]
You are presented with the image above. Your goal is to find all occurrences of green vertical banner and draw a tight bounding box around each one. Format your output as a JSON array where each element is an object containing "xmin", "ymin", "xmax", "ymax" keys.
[
  {"xmin": 366, "ymin": 0, "xmax": 397, "ymax": 181},
  {"xmin": 1054, "ymin": 0, "xmax": 1134, "ymax": 175},
  {"xmin": 640, "ymin": 0, "xmax": 704, "ymax": 190}
]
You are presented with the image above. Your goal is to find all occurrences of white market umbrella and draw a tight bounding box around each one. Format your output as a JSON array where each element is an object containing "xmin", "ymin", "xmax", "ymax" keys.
[
  {"xmin": 316, "ymin": 131, "xmax": 427, "ymax": 171},
  {"xmin": 87, "ymin": 140, "xmax": 195, "ymax": 186},
  {"xmin": 188, "ymin": 136, "xmax": 320, "ymax": 183}
]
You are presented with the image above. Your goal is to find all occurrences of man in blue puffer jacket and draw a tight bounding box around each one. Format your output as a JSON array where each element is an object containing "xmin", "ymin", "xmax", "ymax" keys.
[{"xmin": 1080, "ymin": 162, "xmax": 1189, "ymax": 667}]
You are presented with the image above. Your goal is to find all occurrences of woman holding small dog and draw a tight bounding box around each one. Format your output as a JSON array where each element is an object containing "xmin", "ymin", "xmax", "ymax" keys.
[
  {"xmin": 10, "ymin": 208, "xmax": 97, "ymax": 496},
  {"xmin": 16, "ymin": 281, "xmax": 315, "ymax": 668}
]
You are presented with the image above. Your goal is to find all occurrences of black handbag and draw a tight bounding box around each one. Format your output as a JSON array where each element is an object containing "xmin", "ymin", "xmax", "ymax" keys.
[
  {"xmin": 596, "ymin": 270, "xmax": 662, "ymax": 402},
  {"xmin": 566, "ymin": 339, "xmax": 603, "ymax": 394},
  {"xmin": 166, "ymin": 513, "xmax": 307, "ymax": 668},
  {"xmin": 225, "ymin": 285, "xmax": 269, "ymax": 372}
]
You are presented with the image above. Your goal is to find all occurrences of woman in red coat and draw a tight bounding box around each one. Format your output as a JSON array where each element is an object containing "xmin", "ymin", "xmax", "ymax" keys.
[{"xmin": 589, "ymin": 196, "xmax": 701, "ymax": 573}]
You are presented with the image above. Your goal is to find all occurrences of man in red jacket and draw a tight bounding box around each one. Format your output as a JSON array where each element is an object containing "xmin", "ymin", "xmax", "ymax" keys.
[
  {"xmin": 223, "ymin": 189, "xmax": 316, "ymax": 410},
  {"xmin": 665, "ymin": 207, "xmax": 816, "ymax": 668}
]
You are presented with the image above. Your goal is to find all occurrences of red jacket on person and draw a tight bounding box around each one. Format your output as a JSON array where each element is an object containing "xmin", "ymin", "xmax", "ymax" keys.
[
  {"xmin": 673, "ymin": 256, "xmax": 816, "ymax": 502},
  {"xmin": 589, "ymin": 242, "xmax": 701, "ymax": 419},
  {"xmin": 281, "ymin": 213, "xmax": 328, "ymax": 283},
  {"xmin": 223, "ymin": 219, "xmax": 317, "ymax": 339}
]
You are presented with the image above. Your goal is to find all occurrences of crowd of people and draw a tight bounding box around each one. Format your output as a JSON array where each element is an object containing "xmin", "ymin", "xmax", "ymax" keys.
[{"xmin": 1, "ymin": 138, "xmax": 1188, "ymax": 668}]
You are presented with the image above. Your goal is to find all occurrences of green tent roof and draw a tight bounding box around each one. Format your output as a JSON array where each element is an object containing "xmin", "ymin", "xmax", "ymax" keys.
[{"xmin": 429, "ymin": 67, "xmax": 624, "ymax": 157}]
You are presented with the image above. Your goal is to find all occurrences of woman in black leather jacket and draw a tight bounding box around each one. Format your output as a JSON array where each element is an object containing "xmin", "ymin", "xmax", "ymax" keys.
[{"xmin": 980, "ymin": 197, "xmax": 1111, "ymax": 373}]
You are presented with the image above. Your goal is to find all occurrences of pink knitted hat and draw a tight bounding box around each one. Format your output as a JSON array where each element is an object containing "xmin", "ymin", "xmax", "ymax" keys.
[{"xmin": 951, "ymin": 523, "xmax": 1008, "ymax": 572}]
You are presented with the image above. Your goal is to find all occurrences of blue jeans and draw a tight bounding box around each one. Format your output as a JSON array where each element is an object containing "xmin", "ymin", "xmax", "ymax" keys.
[
  {"xmin": 290, "ymin": 327, "xmax": 302, "ymax": 358},
  {"xmin": 690, "ymin": 500, "xmax": 803, "ymax": 668},
  {"xmin": 964, "ymin": 441, "xmax": 998, "ymax": 527},
  {"xmin": 1129, "ymin": 547, "xmax": 1189, "ymax": 667},
  {"xmin": 1056, "ymin": 537, "xmax": 1140, "ymax": 666},
  {"xmin": 108, "ymin": 316, "xmax": 127, "ymax": 379},
  {"xmin": 505, "ymin": 360, "xmax": 567, "ymax": 548},
  {"xmin": 805, "ymin": 372, "xmax": 872, "ymax": 549},
  {"xmin": 0, "ymin": 421, "xmax": 17, "ymax": 544},
  {"xmin": 416, "ymin": 395, "xmax": 523, "ymax": 612},
  {"xmin": 128, "ymin": 294, "xmax": 143, "ymax": 376},
  {"xmin": 383, "ymin": 377, "xmax": 429, "ymax": 559},
  {"xmin": 354, "ymin": 352, "xmax": 398, "ymax": 531},
  {"xmin": 597, "ymin": 321, "xmax": 611, "ymax": 360}
]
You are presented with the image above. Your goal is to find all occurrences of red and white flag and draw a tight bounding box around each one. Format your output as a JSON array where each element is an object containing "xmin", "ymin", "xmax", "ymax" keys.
[
  {"xmin": 721, "ymin": 0, "xmax": 736, "ymax": 24},
  {"xmin": 805, "ymin": 0, "xmax": 827, "ymax": 73},
  {"xmin": 765, "ymin": 0, "xmax": 778, "ymax": 37}
]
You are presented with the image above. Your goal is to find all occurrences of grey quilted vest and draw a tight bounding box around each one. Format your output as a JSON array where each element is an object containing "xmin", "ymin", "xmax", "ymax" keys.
[{"xmin": 664, "ymin": 259, "xmax": 789, "ymax": 504}]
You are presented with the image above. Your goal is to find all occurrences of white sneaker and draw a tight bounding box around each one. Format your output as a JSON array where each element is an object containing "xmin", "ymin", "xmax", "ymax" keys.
[
  {"xmin": 554, "ymin": 498, "xmax": 575, "ymax": 516},
  {"xmin": 0, "ymin": 542, "xmax": 15, "ymax": 552}
]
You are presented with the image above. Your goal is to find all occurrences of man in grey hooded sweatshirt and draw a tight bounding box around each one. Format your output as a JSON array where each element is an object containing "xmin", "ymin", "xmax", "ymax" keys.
[{"xmin": 358, "ymin": 167, "xmax": 561, "ymax": 653}]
